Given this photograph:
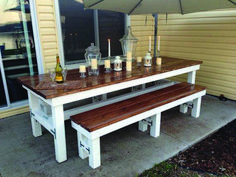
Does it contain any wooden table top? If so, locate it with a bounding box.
[17,57,202,99]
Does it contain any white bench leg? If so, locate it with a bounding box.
[180,104,188,114]
[77,132,89,159]
[150,113,161,138]
[88,137,101,169]
[191,97,202,118]
[138,120,148,132]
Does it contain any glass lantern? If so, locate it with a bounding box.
[119,26,138,60]
[144,52,152,67]
[114,56,122,71]
[84,43,101,76]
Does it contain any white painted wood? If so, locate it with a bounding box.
[51,105,67,163]
[65,81,176,120]
[72,90,206,140]
[150,113,161,138]
[180,104,188,113]
[72,89,206,168]
[191,97,202,118]
[54,0,65,67]
[30,117,42,137]
[188,70,196,84]
[88,137,101,169]
[24,63,201,163]
[138,121,148,132]
[28,92,42,137]
[32,110,53,132]
[77,132,89,159]
[51,65,200,106]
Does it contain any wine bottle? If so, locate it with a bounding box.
[55,54,64,83]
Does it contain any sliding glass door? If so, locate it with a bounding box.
[0,0,38,110]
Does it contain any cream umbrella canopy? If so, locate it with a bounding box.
[83,0,236,15]
[83,0,236,57]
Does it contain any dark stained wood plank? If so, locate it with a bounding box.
[17,57,203,99]
[71,83,206,132]
[71,82,191,124]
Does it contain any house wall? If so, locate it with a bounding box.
[131,15,155,57]
[1,6,235,119]
[158,10,236,100]
[35,0,60,72]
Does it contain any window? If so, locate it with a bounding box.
[58,1,124,65]
[0,0,38,110]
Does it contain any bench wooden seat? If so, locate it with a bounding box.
[71,82,206,168]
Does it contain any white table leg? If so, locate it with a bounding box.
[188,70,196,84]
[30,116,42,137]
[191,97,202,118]
[180,70,197,113]
[150,113,161,138]
[51,105,67,163]
[28,92,42,137]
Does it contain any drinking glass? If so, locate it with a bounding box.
[62,66,68,82]
[49,69,56,87]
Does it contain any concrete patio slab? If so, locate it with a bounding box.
[0,95,235,177]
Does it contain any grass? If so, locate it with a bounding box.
[137,161,229,177]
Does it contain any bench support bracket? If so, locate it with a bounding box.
[138,113,161,138]
[77,132,101,169]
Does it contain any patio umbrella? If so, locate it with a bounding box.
[83,0,236,15]
[83,0,236,57]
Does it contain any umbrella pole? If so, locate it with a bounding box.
[153,14,158,58]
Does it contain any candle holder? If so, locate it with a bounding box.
[79,64,87,78]
[137,56,142,66]
[104,59,111,73]
[126,60,132,71]
[144,53,152,67]
[84,43,101,76]
[80,72,86,78]
[114,56,122,71]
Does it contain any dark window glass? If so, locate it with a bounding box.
[0,70,7,108]
[59,1,124,64]
[59,1,95,64]
[0,1,38,104]
[98,11,124,57]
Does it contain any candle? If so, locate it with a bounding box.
[158,36,160,51]
[156,57,162,65]
[149,36,151,52]
[105,60,110,69]
[137,57,142,62]
[80,65,86,72]
[108,39,111,57]
[91,58,97,69]
[127,51,132,60]
[126,61,132,71]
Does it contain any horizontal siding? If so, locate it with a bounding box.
[131,15,154,57]
[0,106,29,119]
[36,0,59,72]
[159,10,236,100]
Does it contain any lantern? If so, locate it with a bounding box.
[84,43,101,76]
[114,56,122,71]
[119,26,138,60]
[144,52,152,67]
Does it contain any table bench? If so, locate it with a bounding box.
[71,82,206,168]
